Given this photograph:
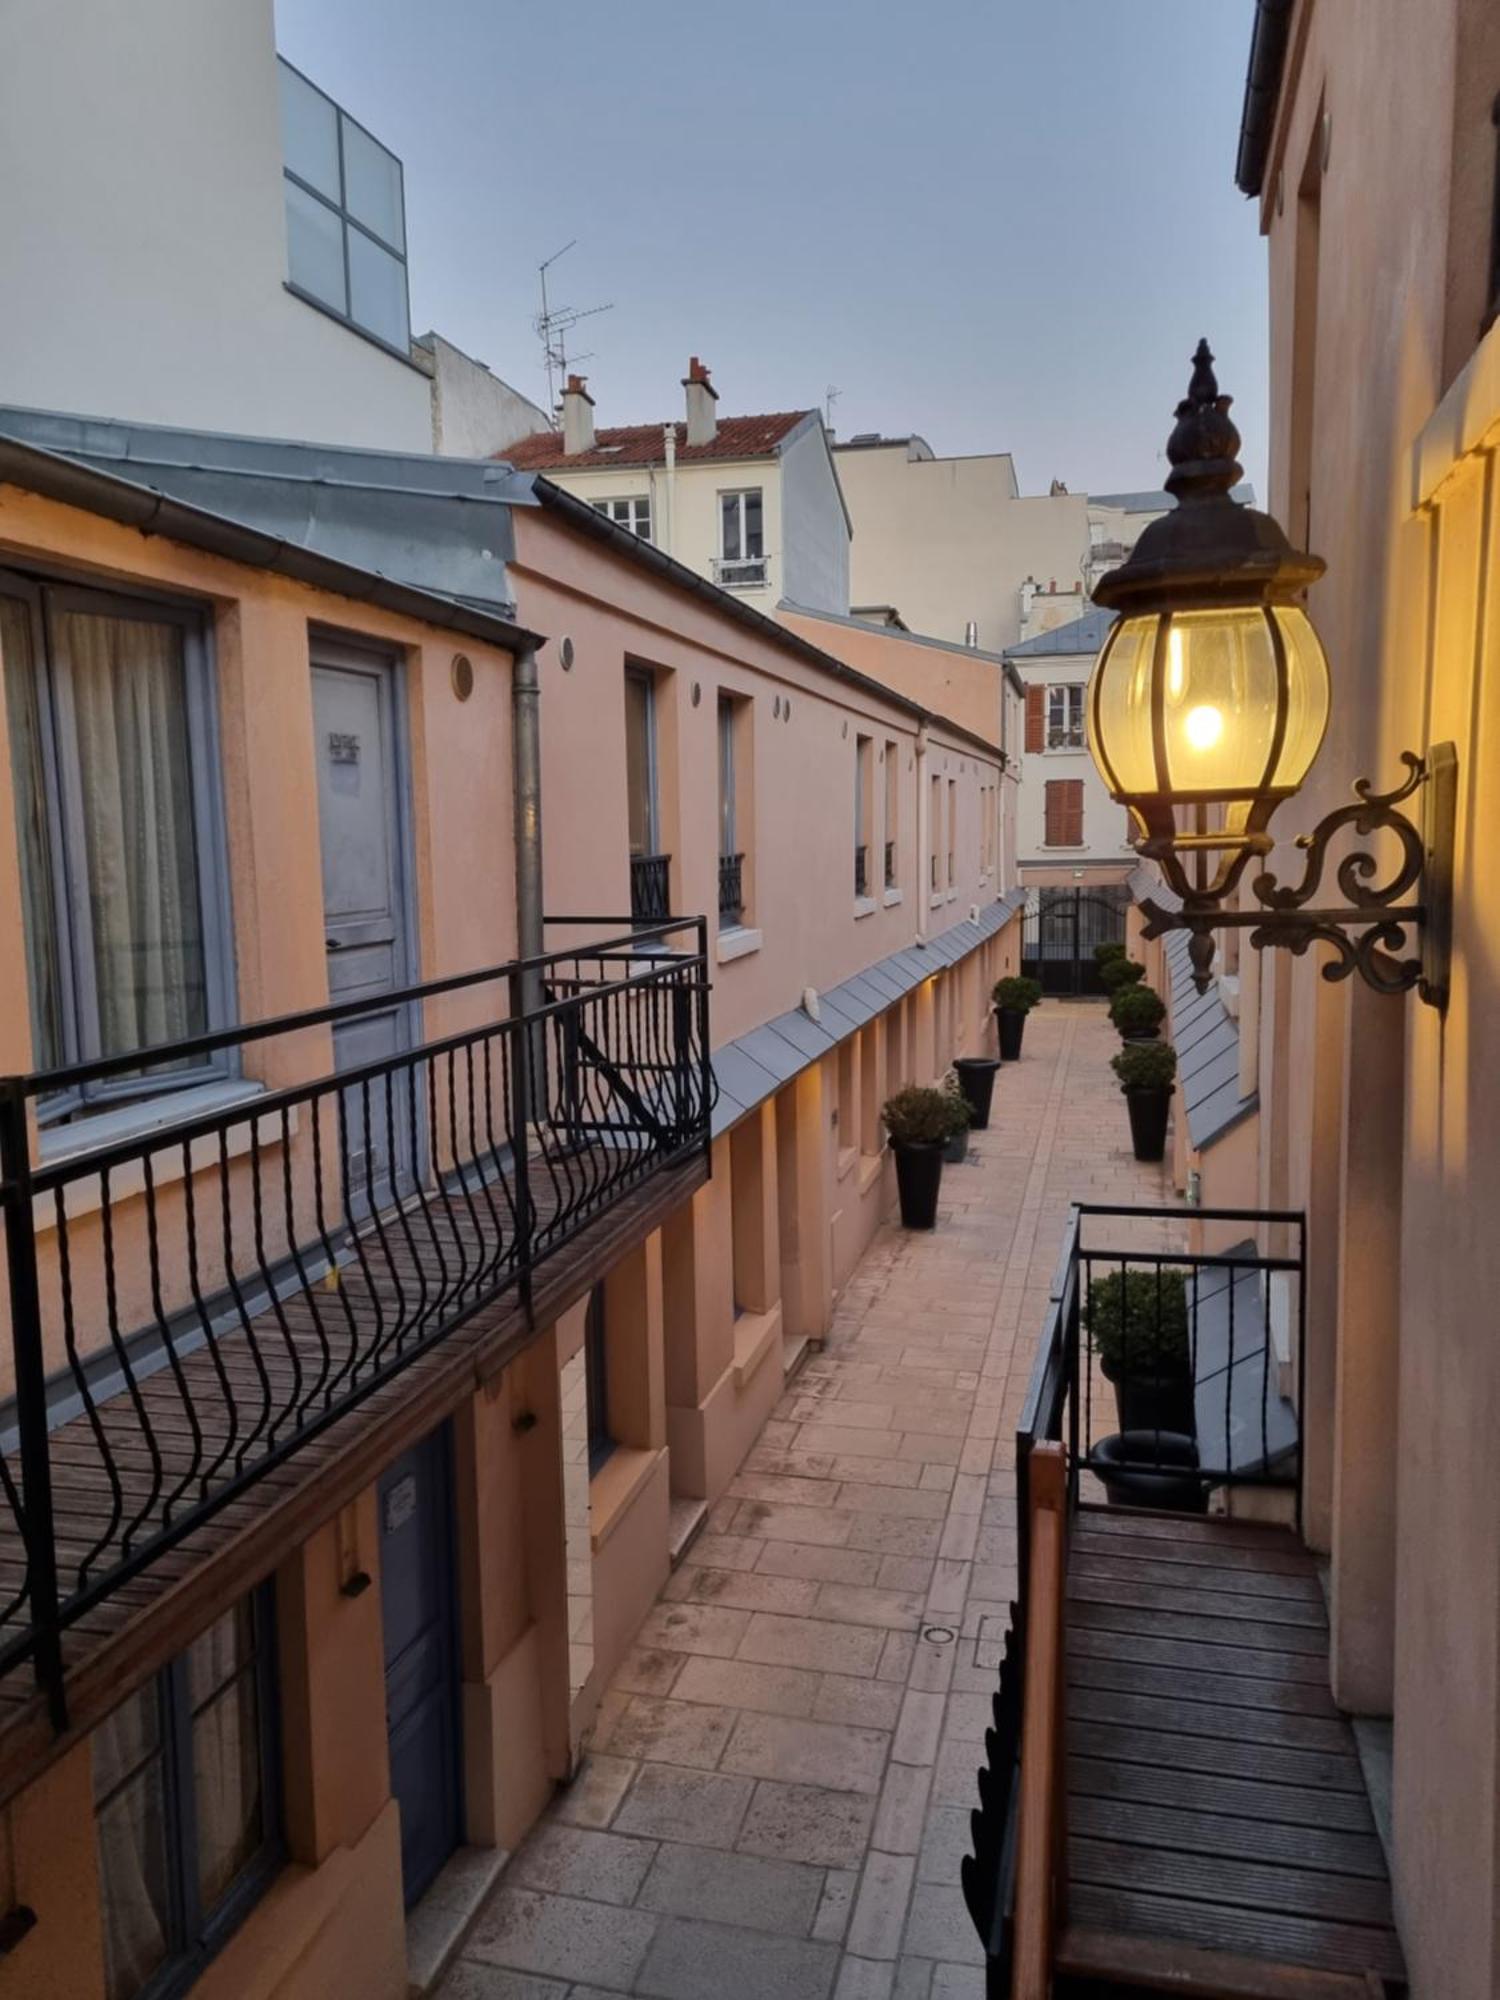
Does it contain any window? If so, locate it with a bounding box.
[278,58,410,354]
[854,735,872,898]
[717,490,767,588]
[947,779,957,885]
[1046,684,1086,750]
[930,773,942,891]
[94,1593,279,2000]
[1044,778,1085,848]
[594,496,652,542]
[624,666,668,929]
[718,694,745,927]
[1,572,233,1107]
[883,740,898,887]
[584,1282,613,1472]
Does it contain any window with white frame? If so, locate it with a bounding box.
[1046,683,1086,749]
[278,58,411,354]
[717,490,767,587]
[93,1593,279,2000]
[0,571,235,1111]
[593,496,652,542]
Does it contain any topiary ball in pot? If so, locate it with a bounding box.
[1084,1265,1194,1435]
[1109,981,1166,1041]
[1110,1038,1176,1161]
[1098,955,1146,994]
[882,1084,968,1229]
[991,975,1042,1061]
[1094,940,1128,968]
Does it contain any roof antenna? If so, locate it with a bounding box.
[825,384,841,431]
[535,241,614,423]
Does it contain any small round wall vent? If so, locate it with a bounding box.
[559,636,576,670]
[451,653,475,701]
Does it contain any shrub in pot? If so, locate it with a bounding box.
[1098,955,1146,994]
[991,975,1042,1061]
[939,1073,972,1163]
[1111,1038,1176,1162]
[1094,940,1128,969]
[882,1084,968,1228]
[1109,982,1166,1042]
[1085,1265,1195,1435]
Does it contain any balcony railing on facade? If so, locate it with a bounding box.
[710,554,770,591]
[854,843,868,899]
[630,852,672,929]
[718,851,745,928]
[0,919,712,1726]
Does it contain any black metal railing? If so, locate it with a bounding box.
[0,918,712,1724]
[718,852,744,928]
[884,839,896,889]
[630,852,672,928]
[854,843,868,898]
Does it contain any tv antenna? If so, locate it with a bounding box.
[825,384,841,431]
[535,241,614,420]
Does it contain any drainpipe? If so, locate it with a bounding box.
[512,638,545,1010]
[915,722,931,945]
[661,422,677,559]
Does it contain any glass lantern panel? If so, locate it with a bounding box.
[1087,615,1158,795]
[1268,605,1331,792]
[1160,608,1280,796]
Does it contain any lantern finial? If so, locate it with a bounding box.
[1165,337,1243,505]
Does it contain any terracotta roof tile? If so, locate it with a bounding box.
[501,411,811,471]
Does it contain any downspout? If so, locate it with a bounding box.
[662,422,677,559]
[512,638,545,1005]
[915,722,931,945]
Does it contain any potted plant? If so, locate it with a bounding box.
[991,976,1042,1061]
[1094,940,1127,969]
[951,1051,1001,1129]
[937,1073,972,1163]
[1084,1266,1195,1435]
[1109,982,1166,1042]
[1098,955,1146,995]
[1111,1039,1176,1161]
[882,1084,968,1229]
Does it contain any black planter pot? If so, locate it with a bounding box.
[1089,1431,1208,1513]
[943,1130,968,1165]
[995,1007,1027,1061]
[1118,1025,1161,1042]
[1107,1367,1197,1438]
[1124,1085,1171,1161]
[952,1056,1001,1130]
[893,1141,944,1229]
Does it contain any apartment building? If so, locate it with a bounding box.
[503,367,853,619]
[0,402,1020,1999]
[1002,609,1133,888]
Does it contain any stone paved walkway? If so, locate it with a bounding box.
[439,1000,1175,2000]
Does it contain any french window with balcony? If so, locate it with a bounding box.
[883,738,898,888]
[854,733,873,900]
[1046,683,1086,749]
[718,693,746,928]
[277,58,410,355]
[0,572,234,1112]
[593,496,652,542]
[716,489,767,589]
[584,1283,613,1472]
[947,778,957,885]
[625,666,669,926]
[94,1593,279,2000]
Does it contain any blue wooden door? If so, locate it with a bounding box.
[379,1427,462,1907]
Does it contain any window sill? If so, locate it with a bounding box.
[589,1445,663,1555]
[858,1150,885,1196]
[836,1144,857,1183]
[853,896,877,920]
[716,925,763,965]
[37,1082,291,1227]
[282,280,425,374]
[732,1307,781,1394]
[882,887,903,908]
[1041,844,1089,853]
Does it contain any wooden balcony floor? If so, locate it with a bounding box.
[1059,1506,1406,1997]
[0,1144,707,1806]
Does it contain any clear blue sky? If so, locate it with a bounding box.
[274,0,1268,497]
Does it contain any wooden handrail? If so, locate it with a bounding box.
[1011,1441,1068,2000]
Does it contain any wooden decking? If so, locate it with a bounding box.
[0,1145,706,1807]
[1057,1506,1405,1997]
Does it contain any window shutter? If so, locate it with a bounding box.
[1063,779,1084,847]
[1044,779,1062,846]
[1025,685,1045,754]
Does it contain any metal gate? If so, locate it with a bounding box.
[1021,886,1131,996]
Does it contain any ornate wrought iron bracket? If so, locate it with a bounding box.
[1134,743,1457,1006]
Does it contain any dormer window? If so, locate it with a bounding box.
[277,58,410,356]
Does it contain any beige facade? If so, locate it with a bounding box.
[0,426,1020,1999]
[1159,6,1500,1994]
[1002,610,1133,883]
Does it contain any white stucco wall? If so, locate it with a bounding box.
[0,0,433,450]
[834,441,1090,652]
[423,335,550,457]
[777,418,851,615]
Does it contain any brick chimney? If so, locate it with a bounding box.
[561,373,595,455]
[682,356,718,447]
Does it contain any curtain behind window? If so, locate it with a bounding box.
[0,596,65,1070]
[55,610,207,1061]
[94,1684,171,2000]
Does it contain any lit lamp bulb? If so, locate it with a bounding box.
[1166,626,1185,702]
[1183,704,1224,752]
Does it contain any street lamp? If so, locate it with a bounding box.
[1087,340,1454,1004]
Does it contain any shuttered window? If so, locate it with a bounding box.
[1044,778,1084,847]
[1025,684,1045,754]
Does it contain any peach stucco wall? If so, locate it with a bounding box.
[775,604,1007,748]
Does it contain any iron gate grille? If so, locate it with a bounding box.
[1021,886,1131,995]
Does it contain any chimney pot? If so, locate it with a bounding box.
[561,373,596,455]
[682,356,719,446]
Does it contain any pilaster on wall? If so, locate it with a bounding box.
[776,1066,832,1343]
[914,977,937,1085]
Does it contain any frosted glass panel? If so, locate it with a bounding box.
[285,180,346,313]
[348,229,408,348]
[343,118,405,250]
[278,62,339,200]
